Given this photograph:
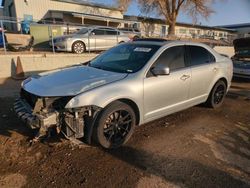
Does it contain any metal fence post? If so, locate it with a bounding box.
[1,20,7,54]
[49,25,55,54]
[88,28,90,54]
[116,30,118,44]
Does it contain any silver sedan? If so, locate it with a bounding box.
[15,40,233,148]
[52,26,130,53]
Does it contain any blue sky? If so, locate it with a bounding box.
[1,0,249,26]
[97,0,250,26]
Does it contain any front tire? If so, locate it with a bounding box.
[72,41,85,54]
[206,80,227,108]
[93,101,136,149]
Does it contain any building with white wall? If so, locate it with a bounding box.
[124,15,235,41]
[218,23,250,38]
[1,0,129,30]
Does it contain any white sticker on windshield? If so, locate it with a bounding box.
[134,47,152,52]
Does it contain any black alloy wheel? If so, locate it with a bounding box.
[213,84,225,105]
[104,110,132,143]
[93,101,136,149]
[206,80,227,108]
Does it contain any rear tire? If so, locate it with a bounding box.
[72,41,85,54]
[205,80,227,108]
[93,101,136,149]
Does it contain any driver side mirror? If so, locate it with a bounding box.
[91,32,95,36]
[151,66,170,76]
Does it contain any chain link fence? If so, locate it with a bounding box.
[0,17,236,54]
[0,18,143,54]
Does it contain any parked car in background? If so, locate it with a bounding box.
[0,28,7,47]
[232,37,250,78]
[199,35,214,40]
[118,27,141,40]
[52,26,130,53]
[14,39,232,149]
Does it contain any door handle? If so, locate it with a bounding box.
[213,67,218,72]
[180,75,190,81]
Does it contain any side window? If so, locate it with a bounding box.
[153,46,186,71]
[105,29,118,35]
[92,29,105,35]
[188,46,215,66]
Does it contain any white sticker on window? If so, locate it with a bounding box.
[134,47,152,52]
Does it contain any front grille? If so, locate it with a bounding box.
[20,89,39,108]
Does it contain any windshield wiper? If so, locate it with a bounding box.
[89,64,107,71]
[89,64,130,73]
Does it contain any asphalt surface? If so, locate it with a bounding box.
[0,77,249,188]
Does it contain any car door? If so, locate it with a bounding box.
[143,45,191,122]
[105,29,119,48]
[89,29,106,50]
[186,45,218,102]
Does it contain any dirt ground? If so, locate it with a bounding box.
[0,78,249,188]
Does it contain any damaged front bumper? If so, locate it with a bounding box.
[14,98,59,130]
[14,97,101,144]
[14,98,40,129]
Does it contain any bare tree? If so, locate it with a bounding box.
[117,0,216,36]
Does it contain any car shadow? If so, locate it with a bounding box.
[106,146,250,187]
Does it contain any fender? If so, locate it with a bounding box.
[65,75,144,124]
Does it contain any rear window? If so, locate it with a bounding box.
[188,46,215,66]
[106,30,119,35]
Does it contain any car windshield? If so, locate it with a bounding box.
[77,28,89,34]
[89,43,160,73]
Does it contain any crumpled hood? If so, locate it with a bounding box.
[22,66,127,97]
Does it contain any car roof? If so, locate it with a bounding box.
[132,39,213,48]
[80,26,117,30]
[131,40,223,62]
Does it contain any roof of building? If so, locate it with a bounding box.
[1,0,121,11]
[49,10,138,24]
[217,23,250,29]
[124,15,236,33]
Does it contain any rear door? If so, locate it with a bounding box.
[105,29,119,48]
[186,45,218,101]
[143,45,191,122]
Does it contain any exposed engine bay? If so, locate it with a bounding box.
[14,88,101,144]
